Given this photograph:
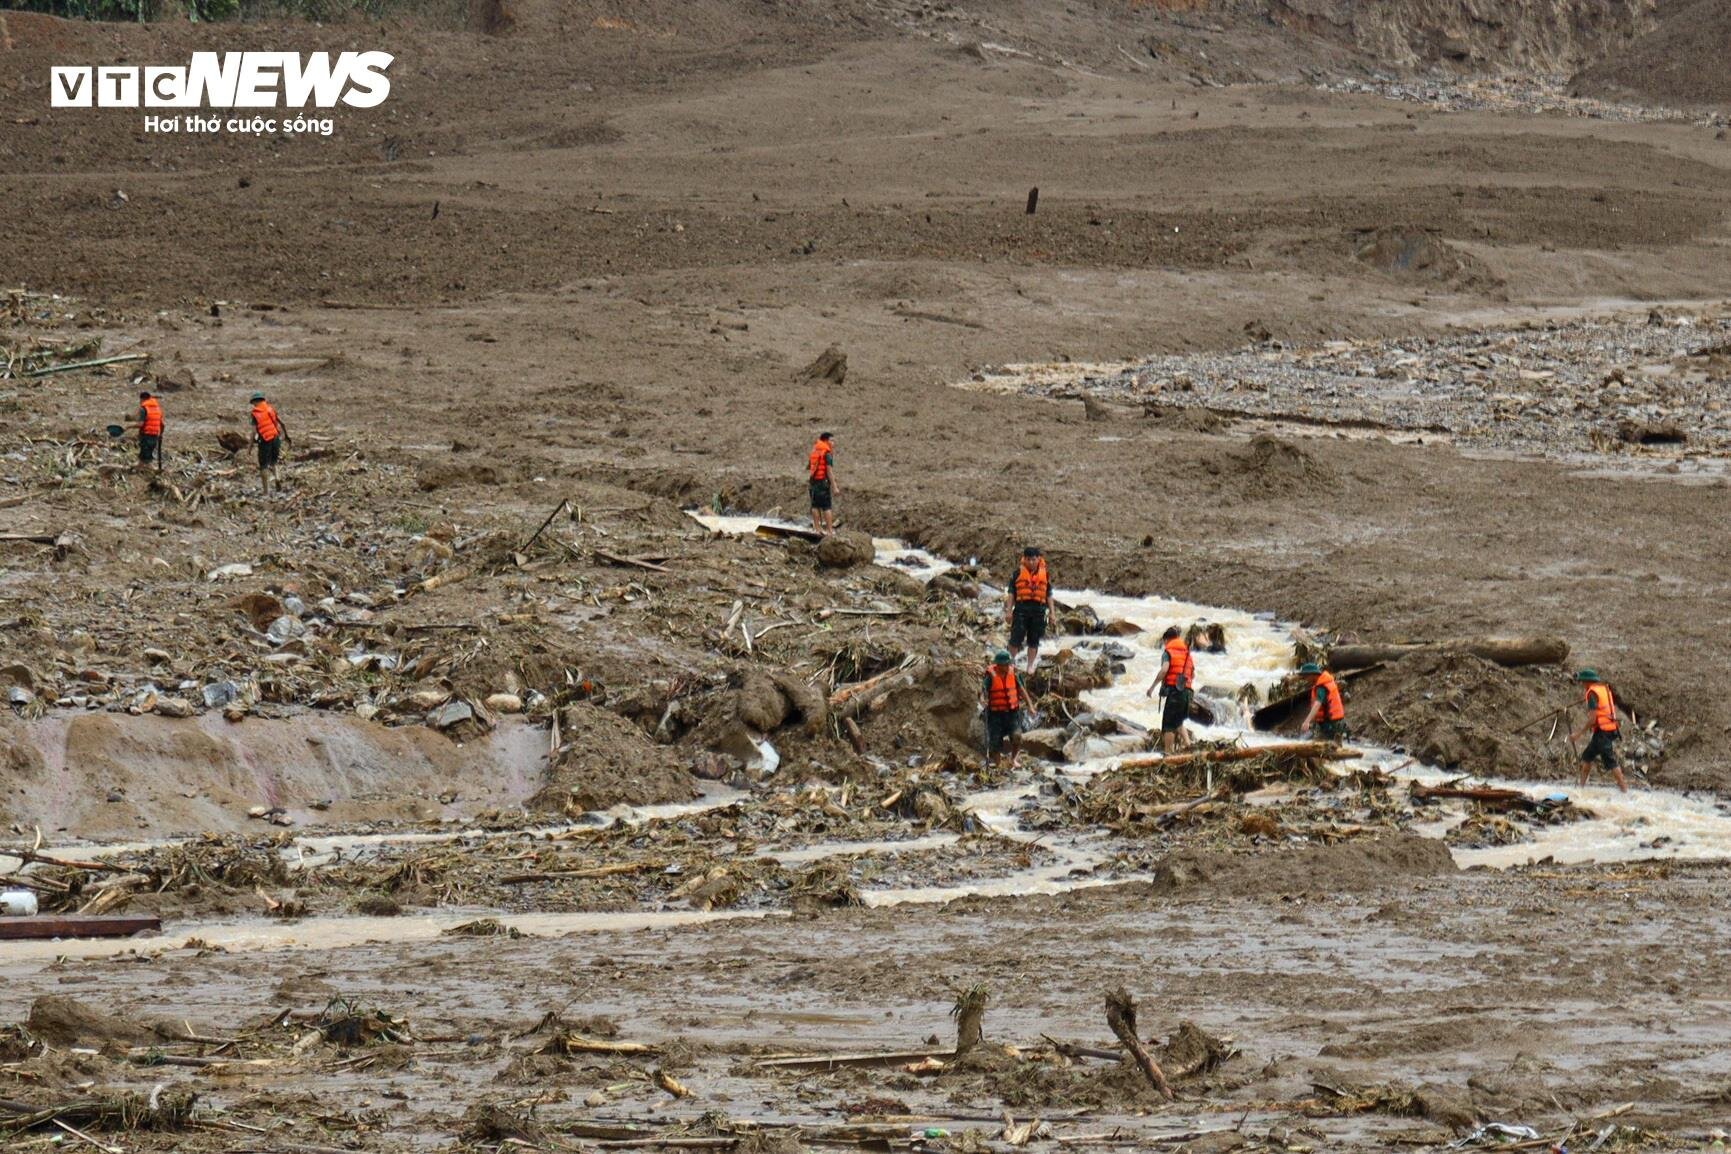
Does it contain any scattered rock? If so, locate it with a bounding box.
[816,530,875,569]
[801,345,847,384]
[485,692,524,714]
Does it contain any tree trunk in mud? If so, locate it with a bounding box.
[1104,988,1172,1101]
[1116,742,1359,772]
[1327,636,1569,671]
[951,984,988,1055]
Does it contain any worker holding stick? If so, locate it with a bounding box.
[250,391,290,495]
[130,390,163,472]
[1144,626,1195,754]
[1570,669,1627,792]
[1298,661,1348,742]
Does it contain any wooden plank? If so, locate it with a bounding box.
[0,914,160,940]
[753,524,823,543]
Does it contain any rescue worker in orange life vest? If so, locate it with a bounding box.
[807,432,836,537]
[1570,668,1627,792]
[1006,546,1050,676]
[249,391,290,495]
[1298,661,1348,742]
[130,390,163,471]
[980,649,1024,768]
[1144,626,1194,754]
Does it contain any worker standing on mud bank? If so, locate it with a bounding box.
[250,392,289,495]
[1571,669,1628,792]
[1006,546,1050,676]
[981,649,1024,768]
[131,390,163,471]
[1299,661,1348,742]
[1145,626,1194,754]
[807,432,836,536]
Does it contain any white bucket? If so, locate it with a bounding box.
[0,891,39,917]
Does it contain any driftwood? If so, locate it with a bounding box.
[1250,664,1383,731]
[829,666,919,721]
[499,860,667,884]
[753,523,823,544]
[1116,742,1360,773]
[1327,636,1568,672]
[756,1048,947,1072]
[1104,989,1171,1101]
[0,531,61,545]
[21,353,150,378]
[595,548,671,574]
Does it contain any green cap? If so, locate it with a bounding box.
[1575,669,1600,682]
[250,392,265,402]
[1299,662,1322,675]
[993,649,1011,664]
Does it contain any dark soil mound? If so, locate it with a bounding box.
[534,703,697,813]
[1346,651,1581,782]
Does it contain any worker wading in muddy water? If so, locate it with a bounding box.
[1299,661,1348,743]
[1006,546,1050,676]
[807,431,836,536]
[1571,668,1628,792]
[250,391,290,495]
[1144,625,1195,754]
[130,390,163,472]
[981,649,1024,769]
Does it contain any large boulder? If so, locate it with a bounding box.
[817,530,875,569]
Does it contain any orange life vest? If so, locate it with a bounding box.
[807,438,832,481]
[251,400,280,443]
[139,397,163,436]
[1013,558,1048,604]
[1585,684,1618,733]
[1162,637,1194,689]
[986,667,1021,713]
[1314,671,1345,723]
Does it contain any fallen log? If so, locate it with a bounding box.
[753,523,823,543]
[1104,989,1171,1101]
[22,353,150,378]
[1327,637,1568,672]
[1409,782,1544,812]
[499,860,667,884]
[0,531,61,545]
[1116,743,1360,772]
[0,914,160,941]
[595,548,671,574]
[829,665,920,721]
[755,1048,947,1072]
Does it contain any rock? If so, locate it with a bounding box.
[1102,619,1143,637]
[153,697,195,719]
[770,673,828,735]
[142,648,172,666]
[409,688,451,711]
[485,692,523,714]
[801,345,847,383]
[201,681,240,709]
[0,663,40,692]
[266,615,308,644]
[207,562,254,582]
[430,701,474,729]
[736,671,790,732]
[1019,727,1069,761]
[1082,396,1116,422]
[6,686,32,708]
[816,530,875,569]
[231,591,285,631]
